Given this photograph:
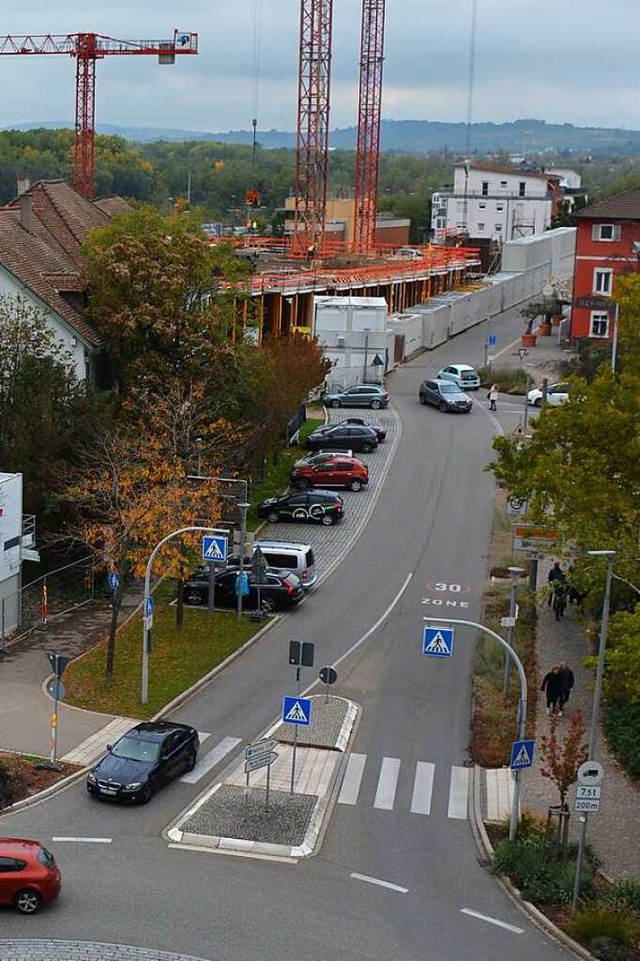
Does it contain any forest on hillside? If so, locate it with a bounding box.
[1,128,640,241]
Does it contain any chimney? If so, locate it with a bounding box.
[16,177,31,196]
[19,193,33,233]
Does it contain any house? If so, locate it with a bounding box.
[570,188,640,342]
[431,163,562,246]
[0,180,130,383]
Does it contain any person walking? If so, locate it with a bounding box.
[541,665,564,716]
[488,383,499,411]
[559,662,575,712]
[547,560,565,607]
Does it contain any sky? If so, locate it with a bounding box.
[1,0,639,136]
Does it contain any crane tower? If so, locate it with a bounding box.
[353,0,386,252]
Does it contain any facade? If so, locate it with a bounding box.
[284,196,410,247]
[0,472,34,637]
[313,295,389,388]
[570,188,640,341]
[431,164,561,244]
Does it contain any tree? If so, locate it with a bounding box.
[539,711,588,856]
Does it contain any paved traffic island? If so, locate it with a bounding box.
[167,695,358,858]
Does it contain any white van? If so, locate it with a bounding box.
[253,540,317,591]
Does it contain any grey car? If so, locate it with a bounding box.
[418,378,473,413]
[321,384,389,409]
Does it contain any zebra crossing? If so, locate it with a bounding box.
[337,752,470,819]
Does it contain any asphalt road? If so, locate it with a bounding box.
[0,311,574,960]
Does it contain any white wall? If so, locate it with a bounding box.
[0,473,23,635]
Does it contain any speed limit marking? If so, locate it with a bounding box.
[424,582,471,595]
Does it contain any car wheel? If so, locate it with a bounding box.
[185,749,198,773]
[438,401,448,412]
[361,442,374,453]
[349,479,363,491]
[13,889,41,915]
[370,399,382,409]
[261,597,275,614]
[533,397,543,407]
[138,784,152,805]
[184,591,204,606]
[321,513,334,526]
[329,399,341,408]
[419,394,426,405]
[267,511,279,523]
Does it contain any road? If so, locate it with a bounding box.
[0,313,573,960]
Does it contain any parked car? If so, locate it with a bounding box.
[86,721,199,804]
[291,455,369,491]
[182,567,304,611]
[294,450,353,467]
[321,384,389,409]
[222,541,317,592]
[527,382,570,407]
[327,417,387,442]
[306,423,379,453]
[0,838,61,914]
[436,364,481,390]
[418,378,473,413]
[257,489,344,526]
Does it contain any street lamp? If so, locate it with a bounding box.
[517,349,535,431]
[503,566,525,694]
[571,549,616,913]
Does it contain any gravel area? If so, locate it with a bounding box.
[275,694,350,748]
[181,784,317,845]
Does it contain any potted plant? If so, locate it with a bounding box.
[520,303,540,347]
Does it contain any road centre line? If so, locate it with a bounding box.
[52,837,112,843]
[350,872,408,894]
[461,907,524,934]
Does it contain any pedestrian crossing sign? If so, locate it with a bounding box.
[202,535,228,562]
[282,695,312,727]
[510,738,535,770]
[421,626,454,658]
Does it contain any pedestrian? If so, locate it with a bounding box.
[547,560,565,607]
[552,582,567,621]
[488,383,499,411]
[541,665,564,716]
[559,662,574,712]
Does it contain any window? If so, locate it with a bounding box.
[478,202,486,209]
[495,224,502,233]
[591,223,621,242]
[593,268,613,295]
[481,181,489,196]
[500,180,508,188]
[519,182,526,197]
[496,204,504,211]
[590,312,609,337]
[477,222,485,232]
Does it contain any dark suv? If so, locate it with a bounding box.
[257,489,344,525]
[182,567,304,611]
[305,423,379,453]
[291,455,369,491]
[418,379,472,413]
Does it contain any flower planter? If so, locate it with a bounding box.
[536,323,552,337]
[521,332,537,347]
[551,314,562,327]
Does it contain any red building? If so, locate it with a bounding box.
[571,189,640,342]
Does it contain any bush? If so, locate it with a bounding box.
[477,364,533,394]
[587,938,634,961]
[569,905,635,949]
[603,878,640,912]
[491,834,590,905]
[0,758,27,809]
[602,699,640,778]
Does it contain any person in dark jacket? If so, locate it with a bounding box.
[541,665,563,716]
[559,662,575,711]
[547,561,565,607]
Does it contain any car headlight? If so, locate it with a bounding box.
[124,782,142,791]
[87,772,97,784]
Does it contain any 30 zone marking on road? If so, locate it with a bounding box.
[350,872,408,894]
[52,837,112,843]
[461,908,524,934]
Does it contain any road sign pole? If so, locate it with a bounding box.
[266,762,271,811]
[290,666,301,794]
[49,655,60,769]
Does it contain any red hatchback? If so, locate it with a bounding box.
[0,838,61,914]
[291,455,369,492]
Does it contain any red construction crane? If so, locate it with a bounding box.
[0,31,198,198]
[293,1,333,255]
[353,0,386,253]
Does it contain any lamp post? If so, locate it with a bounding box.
[503,566,525,694]
[235,500,251,622]
[517,349,535,431]
[571,549,616,913]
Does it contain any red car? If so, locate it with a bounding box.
[291,455,369,491]
[0,838,61,914]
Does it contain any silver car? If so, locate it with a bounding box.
[321,384,389,409]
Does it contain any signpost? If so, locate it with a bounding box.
[45,652,71,769]
[421,626,454,658]
[244,738,279,810]
[512,523,558,553]
[282,694,312,794]
[319,665,337,703]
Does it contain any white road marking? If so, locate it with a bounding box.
[338,753,367,805]
[447,766,470,819]
[180,735,243,784]
[350,872,408,894]
[373,757,401,810]
[410,761,435,815]
[461,908,524,934]
[52,837,112,843]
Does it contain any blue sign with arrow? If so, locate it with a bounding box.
[107,572,119,591]
[510,739,535,770]
[144,596,154,617]
[421,626,454,658]
[487,333,497,347]
[282,695,312,727]
[202,535,228,563]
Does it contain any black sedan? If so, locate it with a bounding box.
[257,489,344,526]
[305,423,378,453]
[182,567,304,612]
[86,721,199,804]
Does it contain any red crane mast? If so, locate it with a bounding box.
[0,31,198,198]
[293,0,334,255]
[353,0,386,253]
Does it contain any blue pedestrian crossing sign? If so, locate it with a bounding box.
[422,626,454,658]
[510,739,535,770]
[282,695,312,727]
[202,535,228,562]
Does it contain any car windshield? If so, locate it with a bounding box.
[111,735,161,763]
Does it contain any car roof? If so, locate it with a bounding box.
[124,721,195,742]
[255,540,313,550]
[0,838,42,853]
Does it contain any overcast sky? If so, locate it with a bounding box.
[1,0,639,136]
